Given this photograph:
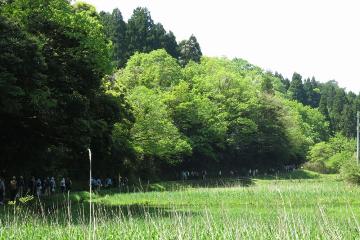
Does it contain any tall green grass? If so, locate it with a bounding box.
[0,172,360,239]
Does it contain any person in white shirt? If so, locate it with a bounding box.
[60,178,66,193]
[50,177,56,194]
[0,177,5,205]
[36,178,42,198]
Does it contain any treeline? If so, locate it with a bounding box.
[275,72,359,138]
[107,51,330,178]
[0,0,357,181]
[97,5,202,68]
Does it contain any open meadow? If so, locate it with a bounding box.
[0,171,360,239]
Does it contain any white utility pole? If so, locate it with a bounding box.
[357,112,359,164]
[88,148,93,239]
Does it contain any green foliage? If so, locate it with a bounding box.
[328,151,354,172]
[99,8,127,67]
[128,86,191,162]
[284,100,329,146]
[261,75,274,95]
[117,49,182,90]
[302,161,329,174]
[99,7,182,68]
[1,1,357,182]
[0,0,131,176]
[306,133,355,173]
[178,35,202,66]
[303,77,321,108]
[294,78,358,138]
[340,159,360,185]
[307,142,332,163]
[288,72,306,104]
[111,51,331,175]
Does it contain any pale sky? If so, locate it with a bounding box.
[81,0,360,93]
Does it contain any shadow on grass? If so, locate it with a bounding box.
[78,177,255,197]
[0,178,254,225]
[145,177,255,192]
[0,197,200,226]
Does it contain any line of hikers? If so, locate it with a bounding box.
[0,176,72,204]
[180,167,297,181]
[180,169,262,180]
[90,177,113,191]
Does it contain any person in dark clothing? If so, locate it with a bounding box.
[50,177,56,194]
[9,176,17,201]
[60,178,66,193]
[43,177,50,196]
[42,178,48,195]
[28,176,36,196]
[0,177,5,205]
[65,178,72,192]
[18,176,25,197]
[36,178,42,198]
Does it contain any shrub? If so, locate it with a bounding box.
[340,159,360,184]
[303,161,329,174]
[327,151,354,172]
[306,134,355,173]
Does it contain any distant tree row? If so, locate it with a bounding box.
[105,51,330,178]
[98,7,202,68]
[274,72,359,138]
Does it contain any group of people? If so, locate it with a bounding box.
[0,175,72,204]
[181,170,208,180]
[180,169,264,181]
[90,177,113,191]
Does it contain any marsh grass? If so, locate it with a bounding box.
[0,172,360,239]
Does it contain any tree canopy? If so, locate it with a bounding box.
[0,0,131,177]
[0,1,357,180]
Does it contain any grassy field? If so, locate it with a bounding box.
[1,170,360,239]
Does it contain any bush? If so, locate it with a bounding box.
[327,151,354,172]
[340,159,360,184]
[306,134,355,173]
[303,161,330,174]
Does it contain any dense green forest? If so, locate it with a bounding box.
[0,0,358,180]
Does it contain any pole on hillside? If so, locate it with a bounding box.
[357,112,359,164]
[88,148,92,239]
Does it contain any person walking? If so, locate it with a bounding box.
[96,178,102,192]
[50,177,56,194]
[36,178,42,198]
[9,176,18,201]
[202,170,207,180]
[28,176,36,196]
[60,178,66,193]
[0,177,5,205]
[44,177,51,196]
[65,177,72,192]
[18,176,25,197]
[106,178,112,188]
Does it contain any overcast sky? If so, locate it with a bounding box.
[80,0,360,93]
